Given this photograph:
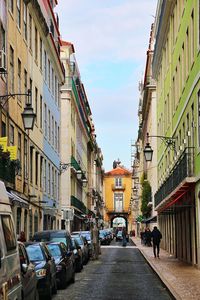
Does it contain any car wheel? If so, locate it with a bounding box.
[45,282,52,300]
[35,289,39,300]
[52,276,57,295]
[71,270,75,284]
[60,270,67,289]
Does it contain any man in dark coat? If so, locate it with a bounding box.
[151,226,162,258]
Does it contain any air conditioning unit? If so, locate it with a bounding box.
[0,50,6,73]
[62,208,74,221]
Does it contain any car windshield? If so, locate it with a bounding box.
[81,233,91,241]
[26,245,44,261]
[72,236,83,245]
[50,237,66,244]
[47,244,61,257]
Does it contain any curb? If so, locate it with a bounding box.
[139,248,181,300]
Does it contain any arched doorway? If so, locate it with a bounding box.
[111,216,128,231]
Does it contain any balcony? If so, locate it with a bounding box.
[155,147,195,211]
[71,195,88,215]
[112,184,126,191]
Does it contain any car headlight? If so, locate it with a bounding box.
[36,268,47,278]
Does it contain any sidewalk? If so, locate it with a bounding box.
[132,237,200,300]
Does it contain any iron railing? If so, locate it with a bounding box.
[155,147,194,208]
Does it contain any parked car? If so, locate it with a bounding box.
[116,231,123,241]
[25,242,57,299]
[18,242,38,300]
[99,230,109,245]
[0,181,22,300]
[72,231,92,257]
[71,234,89,264]
[71,237,83,272]
[46,242,75,288]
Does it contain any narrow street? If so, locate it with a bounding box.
[54,241,174,300]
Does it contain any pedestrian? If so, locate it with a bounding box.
[145,227,152,246]
[140,229,145,245]
[151,226,162,258]
[122,227,127,247]
[18,231,26,242]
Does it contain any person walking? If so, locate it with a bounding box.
[151,226,162,258]
[145,227,152,246]
[122,227,127,247]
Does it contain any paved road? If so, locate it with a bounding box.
[54,240,174,300]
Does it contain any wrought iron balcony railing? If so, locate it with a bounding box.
[111,184,126,190]
[155,147,194,208]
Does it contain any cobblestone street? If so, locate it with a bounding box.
[53,241,174,300]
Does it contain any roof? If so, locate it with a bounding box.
[61,40,75,53]
[104,166,131,176]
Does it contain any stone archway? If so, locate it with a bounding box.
[111,215,128,231]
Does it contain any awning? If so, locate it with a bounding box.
[142,215,157,224]
[8,191,29,209]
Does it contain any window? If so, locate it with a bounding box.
[35,87,38,123]
[52,116,54,146]
[2,215,16,251]
[40,95,43,129]
[35,27,38,61]
[44,51,47,81]
[55,75,57,102]
[1,114,6,137]
[115,177,122,187]
[30,146,33,183]
[114,193,123,212]
[44,103,47,136]
[48,110,51,142]
[52,68,54,94]
[24,138,28,179]
[55,170,57,199]
[9,124,14,146]
[48,163,51,194]
[23,2,27,40]
[10,46,14,93]
[18,59,21,95]
[198,91,200,147]
[55,121,57,150]
[0,25,5,51]
[58,126,60,153]
[29,210,32,239]
[17,0,21,28]
[29,14,32,50]
[48,59,50,88]
[35,152,38,185]
[24,69,27,93]
[40,38,42,70]
[34,212,38,233]
[52,166,54,197]
[9,0,14,13]
[16,207,21,235]
[18,132,22,167]
[44,159,47,192]
[40,156,43,188]
[191,10,194,63]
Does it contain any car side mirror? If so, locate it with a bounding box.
[21,263,28,274]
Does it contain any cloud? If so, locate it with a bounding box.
[56,0,157,170]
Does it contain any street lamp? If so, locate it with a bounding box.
[143,132,176,162]
[0,89,36,130]
[76,169,83,180]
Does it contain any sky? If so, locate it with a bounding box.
[55,0,158,172]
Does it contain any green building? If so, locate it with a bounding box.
[152,0,200,266]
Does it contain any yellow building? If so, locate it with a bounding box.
[103,164,133,232]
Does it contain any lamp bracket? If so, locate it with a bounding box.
[147,133,176,152]
[0,90,31,107]
[60,162,72,173]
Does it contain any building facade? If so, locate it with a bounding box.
[60,41,104,232]
[103,163,132,232]
[0,0,64,239]
[152,0,200,266]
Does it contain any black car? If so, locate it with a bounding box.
[25,242,57,299]
[18,242,38,300]
[72,231,92,257]
[46,242,75,288]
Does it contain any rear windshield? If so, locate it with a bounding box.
[73,236,83,245]
[81,233,91,241]
[26,245,44,261]
[47,244,61,257]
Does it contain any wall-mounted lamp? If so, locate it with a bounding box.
[0,89,36,130]
[76,169,83,180]
[143,132,176,162]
